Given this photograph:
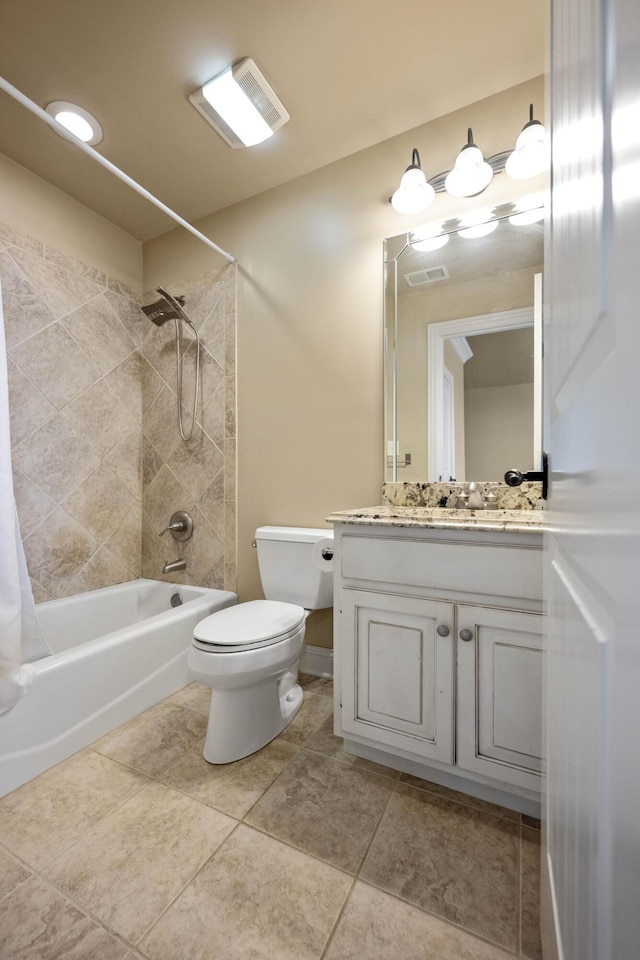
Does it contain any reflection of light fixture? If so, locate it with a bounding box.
[45,101,102,145]
[412,222,449,252]
[445,128,494,198]
[505,104,548,179]
[457,209,499,239]
[189,58,290,148]
[390,149,436,214]
[509,192,546,225]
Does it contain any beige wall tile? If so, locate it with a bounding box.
[62,379,136,460]
[13,415,100,502]
[10,246,104,320]
[22,508,98,595]
[0,249,57,349]
[11,468,55,539]
[7,357,55,446]
[63,293,136,375]
[10,320,100,409]
[63,465,137,542]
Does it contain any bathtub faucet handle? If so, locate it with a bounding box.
[158,510,193,542]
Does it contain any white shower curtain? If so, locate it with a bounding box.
[0,279,51,713]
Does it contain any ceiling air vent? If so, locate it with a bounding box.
[403,265,450,287]
[189,58,290,149]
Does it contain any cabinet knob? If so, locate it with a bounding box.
[436,625,450,637]
[459,628,474,642]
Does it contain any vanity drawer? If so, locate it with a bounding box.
[341,534,542,603]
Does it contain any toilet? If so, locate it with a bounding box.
[188,526,334,764]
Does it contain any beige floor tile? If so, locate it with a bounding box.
[0,845,31,901]
[246,750,394,873]
[361,783,518,951]
[304,717,402,781]
[45,780,236,943]
[167,681,212,716]
[277,691,333,746]
[0,876,127,959]
[140,825,351,960]
[0,750,146,869]
[91,701,207,776]
[299,673,334,698]
[159,738,298,818]
[521,826,543,959]
[325,882,514,960]
[399,772,519,822]
[303,714,354,764]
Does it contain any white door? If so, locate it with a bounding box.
[544,1,640,958]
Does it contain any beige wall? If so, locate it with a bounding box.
[465,382,534,479]
[0,153,142,291]
[142,76,544,648]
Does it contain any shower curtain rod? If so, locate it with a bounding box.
[0,75,236,264]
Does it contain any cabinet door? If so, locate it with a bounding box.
[457,604,543,792]
[340,589,454,763]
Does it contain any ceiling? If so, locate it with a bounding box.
[0,0,546,241]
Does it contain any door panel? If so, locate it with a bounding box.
[457,604,543,791]
[341,589,454,763]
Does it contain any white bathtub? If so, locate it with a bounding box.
[0,578,237,798]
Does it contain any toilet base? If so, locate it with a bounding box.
[203,675,303,764]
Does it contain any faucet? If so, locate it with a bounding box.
[467,482,484,510]
[162,558,186,574]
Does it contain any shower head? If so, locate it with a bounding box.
[141,287,195,329]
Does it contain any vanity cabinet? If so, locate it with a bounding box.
[331,521,544,805]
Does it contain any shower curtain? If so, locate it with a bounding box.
[0,279,50,713]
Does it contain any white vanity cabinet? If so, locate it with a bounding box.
[331,519,544,808]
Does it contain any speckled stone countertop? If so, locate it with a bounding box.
[327,505,544,534]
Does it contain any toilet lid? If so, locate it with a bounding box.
[193,599,305,648]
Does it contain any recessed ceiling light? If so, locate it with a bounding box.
[45,101,103,145]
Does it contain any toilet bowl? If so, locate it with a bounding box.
[189,526,334,764]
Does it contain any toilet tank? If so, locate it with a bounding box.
[255,526,334,610]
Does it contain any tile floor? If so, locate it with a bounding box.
[0,675,542,960]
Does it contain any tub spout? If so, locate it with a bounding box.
[162,558,186,574]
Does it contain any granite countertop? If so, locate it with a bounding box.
[327,505,545,534]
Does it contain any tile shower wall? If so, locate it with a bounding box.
[141,266,237,594]
[2,221,144,601]
[2,220,237,600]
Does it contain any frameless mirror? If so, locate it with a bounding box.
[384,199,544,482]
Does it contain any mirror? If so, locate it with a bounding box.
[384,199,544,482]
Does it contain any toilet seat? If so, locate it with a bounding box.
[193,599,306,653]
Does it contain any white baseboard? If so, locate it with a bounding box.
[301,644,333,678]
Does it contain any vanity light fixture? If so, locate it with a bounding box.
[457,209,499,239]
[45,101,103,145]
[390,149,436,214]
[445,128,494,198]
[412,222,449,252]
[505,104,548,180]
[189,58,290,148]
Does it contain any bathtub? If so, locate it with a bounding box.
[0,578,237,798]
